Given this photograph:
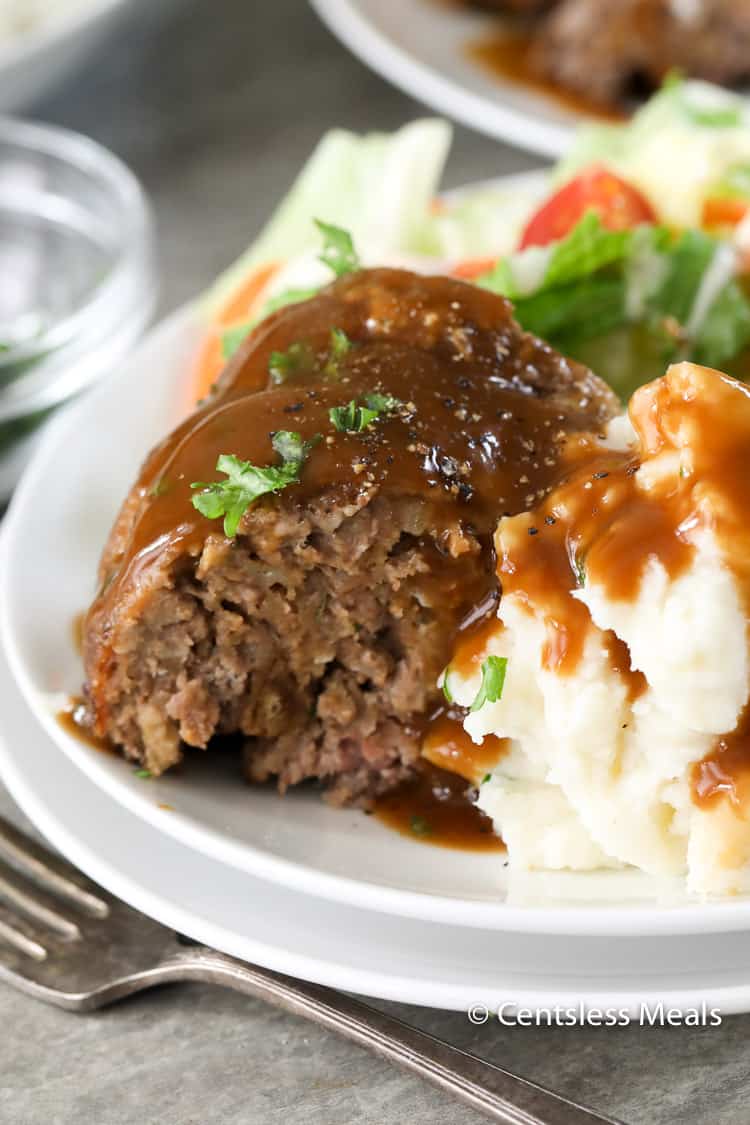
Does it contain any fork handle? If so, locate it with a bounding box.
[154,947,618,1125]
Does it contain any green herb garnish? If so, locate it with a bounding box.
[470,656,508,713]
[268,341,311,384]
[323,327,352,377]
[315,219,360,277]
[330,327,351,360]
[329,392,401,433]
[364,391,401,413]
[191,430,318,537]
[410,815,432,837]
[134,768,152,779]
[442,670,454,704]
[270,429,316,464]
[481,773,492,784]
[329,400,379,433]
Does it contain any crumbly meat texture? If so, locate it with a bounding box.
[83,269,618,805]
[532,0,750,104]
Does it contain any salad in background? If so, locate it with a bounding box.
[195,77,750,405]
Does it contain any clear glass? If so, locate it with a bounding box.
[0,117,157,495]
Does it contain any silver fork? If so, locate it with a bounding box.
[0,814,620,1125]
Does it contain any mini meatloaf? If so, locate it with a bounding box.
[82,268,618,805]
[532,0,750,105]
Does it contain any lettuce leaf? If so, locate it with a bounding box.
[515,277,627,345]
[202,119,452,320]
[648,229,716,325]
[481,211,750,398]
[543,211,632,288]
[694,280,750,369]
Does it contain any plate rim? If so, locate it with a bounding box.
[7,184,750,937]
[6,633,750,1015]
[309,0,572,157]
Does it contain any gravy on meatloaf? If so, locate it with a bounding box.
[81,269,617,841]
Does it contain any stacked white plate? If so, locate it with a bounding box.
[3,188,750,1015]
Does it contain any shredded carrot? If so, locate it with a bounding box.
[702,197,749,230]
[190,262,280,406]
[451,256,497,280]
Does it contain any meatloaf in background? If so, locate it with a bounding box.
[464,0,558,14]
[532,0,750,105]
[82,268,618,806]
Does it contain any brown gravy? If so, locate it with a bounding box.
[468,32,627,123]
[82,269,615,846]
[374,761,505,851]
[57,698,111,753]
[71,612,85,656]
[493,364,750,810]
[90,270,610,626]
[422,711,508,783]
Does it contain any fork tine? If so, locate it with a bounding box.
[0,816,108,919]
[0,869,80,940]
[0,910,47,961]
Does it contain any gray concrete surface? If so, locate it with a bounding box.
[0,1,748,1122]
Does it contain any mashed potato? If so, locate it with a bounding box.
[440,362,750,895]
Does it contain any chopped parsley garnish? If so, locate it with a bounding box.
[410,815,432,837]
[268,341,311,384]
[323,327,352,378]
[482,773,492,784]
[470,656,508,713]
[315,219,360,277]
[191,430,318,537]
[330,400,379,433]
[329,392,402,433]
[329,326,351,361]
[364,391,401,413]
[270,429,315,464]
[134,768,152,779]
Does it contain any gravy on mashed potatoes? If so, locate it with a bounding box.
[434,362,750,895]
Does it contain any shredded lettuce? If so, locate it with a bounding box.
[694,281,750,369]
[710,163,750,201]
[479,211,750,399]
[650,230,716,326]
[544,212,632,289]
[560,77,750,229]
[515,277,628,346]
[203,119,452,320]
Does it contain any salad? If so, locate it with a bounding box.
[194,77,750,406]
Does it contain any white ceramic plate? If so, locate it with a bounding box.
[5,181,750,938]
[6,632,750,1013]
[310,0,584,157]
[0,0,143,111]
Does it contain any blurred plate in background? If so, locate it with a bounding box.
[310,0,602,157]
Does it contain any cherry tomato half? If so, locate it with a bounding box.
[519,166,658,250]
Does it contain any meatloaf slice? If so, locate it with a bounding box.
[82,268,618,805]
[532,0,750,105]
